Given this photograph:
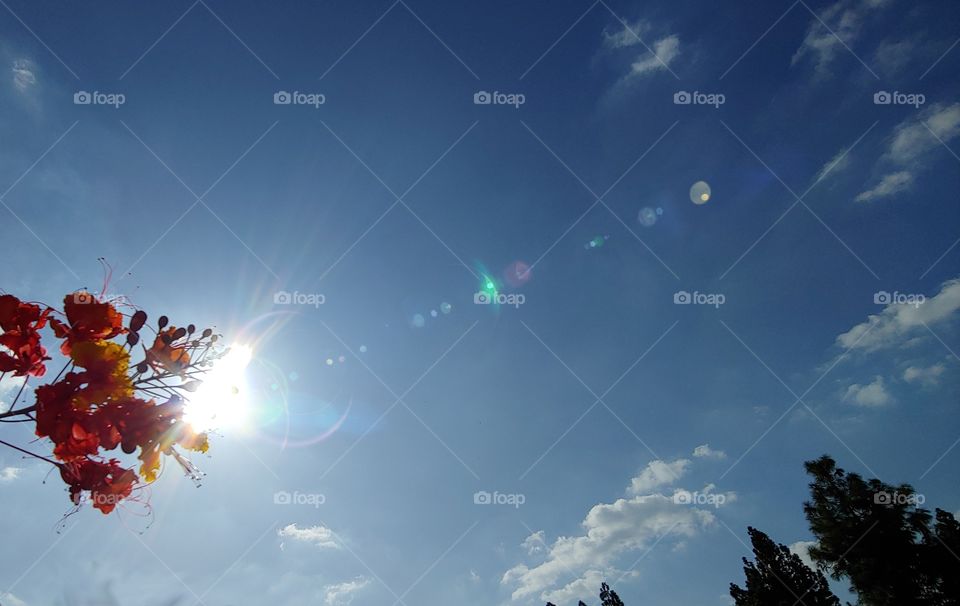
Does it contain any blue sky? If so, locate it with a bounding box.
[1,0,959,604]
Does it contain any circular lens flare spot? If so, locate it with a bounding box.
[690,181,711,205]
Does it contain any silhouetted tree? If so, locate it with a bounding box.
[803,455,960,605]
[546,582,625,606]
[599,582,625,606]
[729,526,840,606]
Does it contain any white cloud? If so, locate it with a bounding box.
[277,524,339,549]
[813,148,852,184]
[791,0,889,76]
[502,455,725,602]
[888,103,960,164]
[627,458,690,494]
[603,19,679,81]
[0,374,28,408]
[522,530,547,556]
[874,39,916,74]
[540,569,611,605]
[0,466,22,483]
[501,492,715,601]
[836,277,960,352]
[11,58,36,92]
[857,104,960,201]
[692,444,727,460]
[855,170,913,201]
[629,35,679,78]
[844,375,892,407]
[322,578,368,606]
[469,569,481,583]
[789,540,818,569]
[603,19,651,49]
[903,362,946,385]
[0,593,29,606]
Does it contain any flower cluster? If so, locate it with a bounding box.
[0,291,225,514]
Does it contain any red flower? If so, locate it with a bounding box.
[146,327,191,373]
[49,292,125,354]
[0,294,51,377]
[59,458,137,513]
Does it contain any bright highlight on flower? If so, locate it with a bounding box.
[183,344,253,433]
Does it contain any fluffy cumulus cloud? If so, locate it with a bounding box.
[501,457,725,602]
[522,530,547,556]
[692,444,727,459]
[857,104,960,201]
[836,277,960,352]
[791,0,889,75]
[322,578,368,606]
[604,19,679,80]
[627,458,690,494]
[844,375,892,407]
[277,524,339,549]
[903,362,947,385]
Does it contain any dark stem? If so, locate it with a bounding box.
[0,439,60,466]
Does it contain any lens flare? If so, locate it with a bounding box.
[690,181,711,205]
[182,344,253,432]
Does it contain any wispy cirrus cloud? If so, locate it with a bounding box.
[791,0,890,76]
[603,19,679,81]
[11,58,36,93]
[857,103,960,201]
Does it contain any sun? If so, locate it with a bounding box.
[182,344,253,433]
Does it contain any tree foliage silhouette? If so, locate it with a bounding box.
[545,582,625,606]
[803,455,960,605]
[729,526,840,606]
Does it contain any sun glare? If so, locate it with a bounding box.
[183,344,253,433]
